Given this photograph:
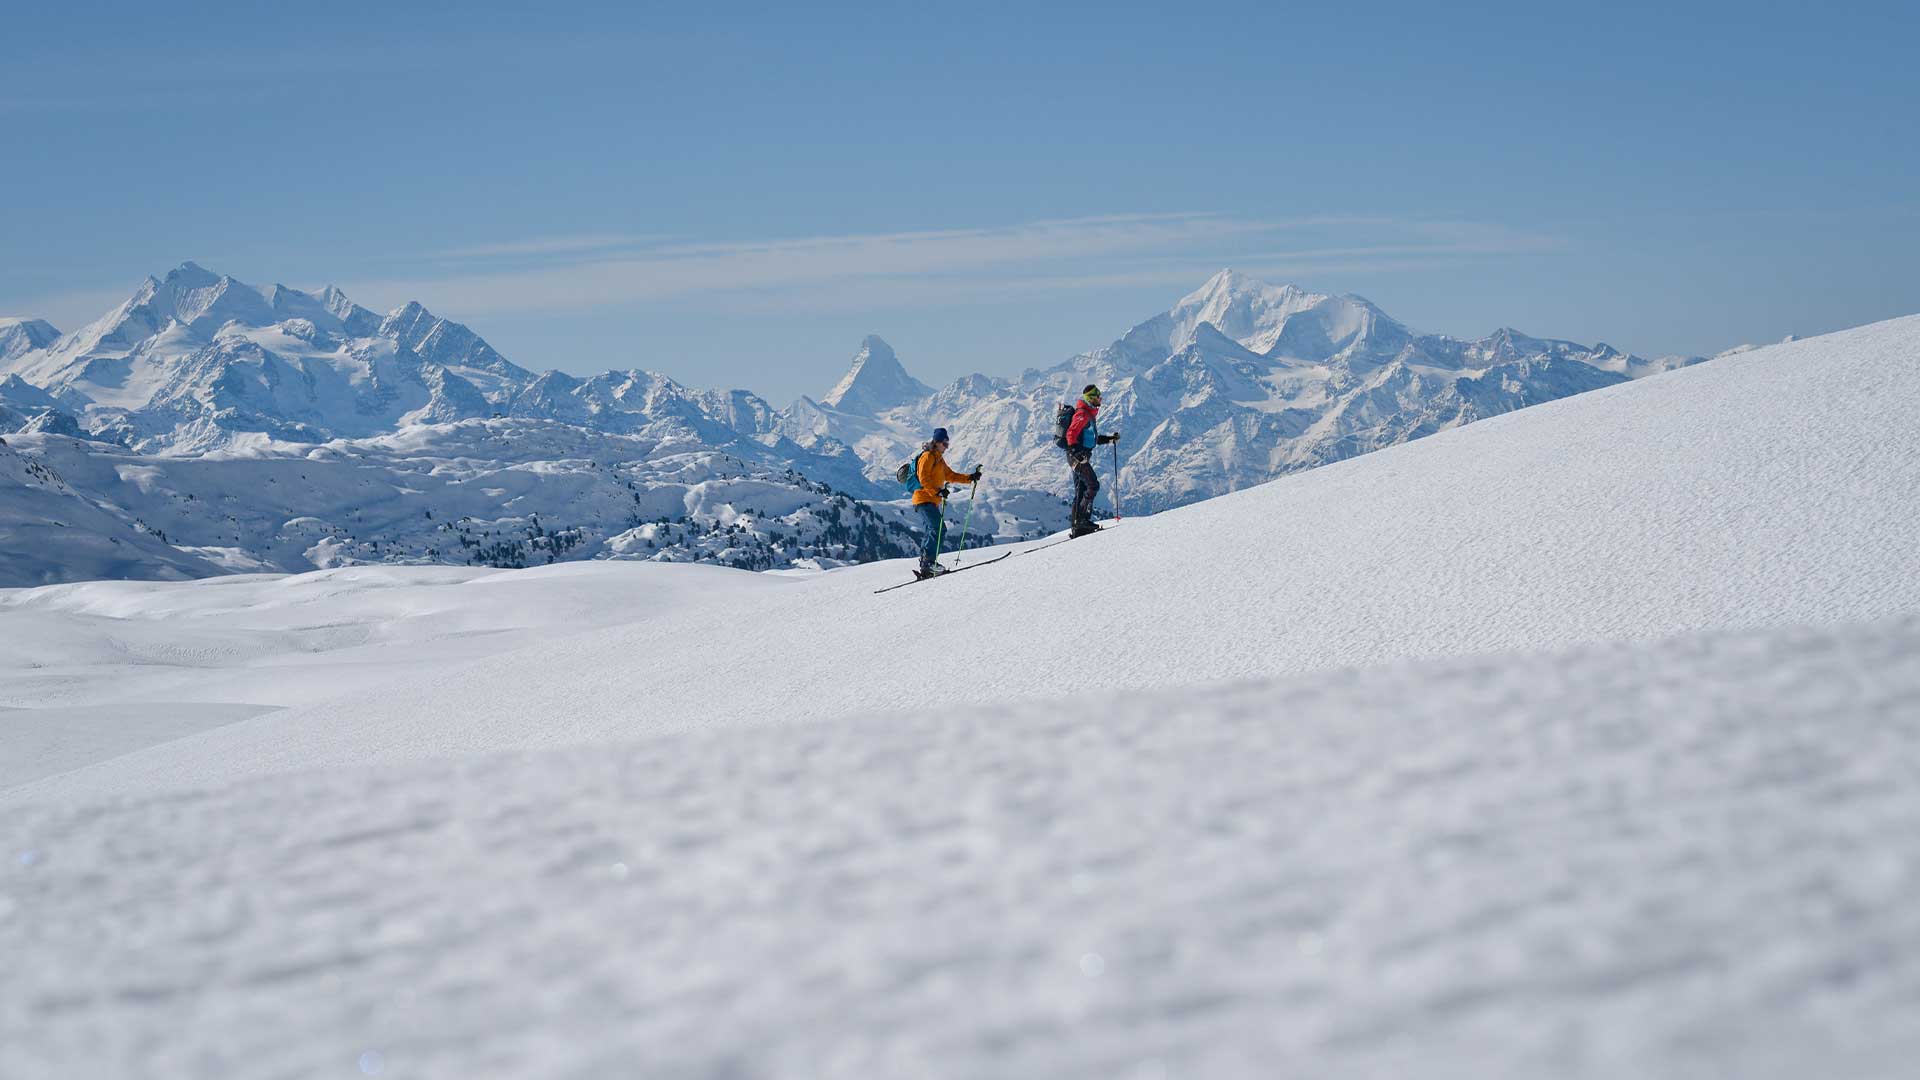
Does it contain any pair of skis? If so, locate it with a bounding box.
[871,522,1112,594]
[871,550,1015,594]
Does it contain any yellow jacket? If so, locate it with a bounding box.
[913,444,975,506]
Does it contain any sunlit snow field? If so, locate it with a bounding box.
[4,317,1919,1077]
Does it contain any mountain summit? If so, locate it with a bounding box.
[819,335,933,415]
[0,318,61,363]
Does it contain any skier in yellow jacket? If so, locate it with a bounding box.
[912,427,981,578]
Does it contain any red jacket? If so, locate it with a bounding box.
[1065,399,1099,449]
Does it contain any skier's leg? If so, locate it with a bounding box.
[918,502,943,570]
[1072,457,1099,527]
[1067,461,1083,527]
[1074,464,1090,526]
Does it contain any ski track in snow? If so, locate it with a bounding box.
[5,619,1920,1078]
[2,315,1918,1077]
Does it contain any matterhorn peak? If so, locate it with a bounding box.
[820,334,933,415]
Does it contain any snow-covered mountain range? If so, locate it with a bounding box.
[781,269,1717,512]
[0,263,860,481]
[1,263,1729,582]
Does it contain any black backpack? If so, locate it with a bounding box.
[1051,402,1075,448]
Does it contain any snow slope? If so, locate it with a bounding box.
[0,561,771,714]
[3,314,1917,1077]
[0,436,221,586]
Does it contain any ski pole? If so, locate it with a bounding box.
[1111,439,1123,522]
[956,481,978,565]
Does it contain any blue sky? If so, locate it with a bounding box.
[4,1,1916,401]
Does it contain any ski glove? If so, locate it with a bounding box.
[1096,432,1120,445]
[970,468,984,482]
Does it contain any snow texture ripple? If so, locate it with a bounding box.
[5,619,1920,1077]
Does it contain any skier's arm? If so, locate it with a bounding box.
[940,460,975,485]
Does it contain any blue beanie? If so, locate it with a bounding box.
[931,427,950,443]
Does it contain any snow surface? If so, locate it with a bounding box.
[3,315,1918,1076]
[0,561,771,720]
[1,702,273,788]
[6,619,1919,1077]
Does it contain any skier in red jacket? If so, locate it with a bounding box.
[1064,384,1120,537]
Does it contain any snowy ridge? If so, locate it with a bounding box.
[0,436,220,585]
[3,313,1917,1076]
[0,374,68,434]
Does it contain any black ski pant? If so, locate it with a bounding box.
[1068,449,1099,526]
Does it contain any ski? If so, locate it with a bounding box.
[872,551,1015,593]
[1015,521,1119,557]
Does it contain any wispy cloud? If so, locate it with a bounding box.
[2,215,1563,331]
[344,213,1243,313]
[424,234,671,260]
[343,214,1558,318]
